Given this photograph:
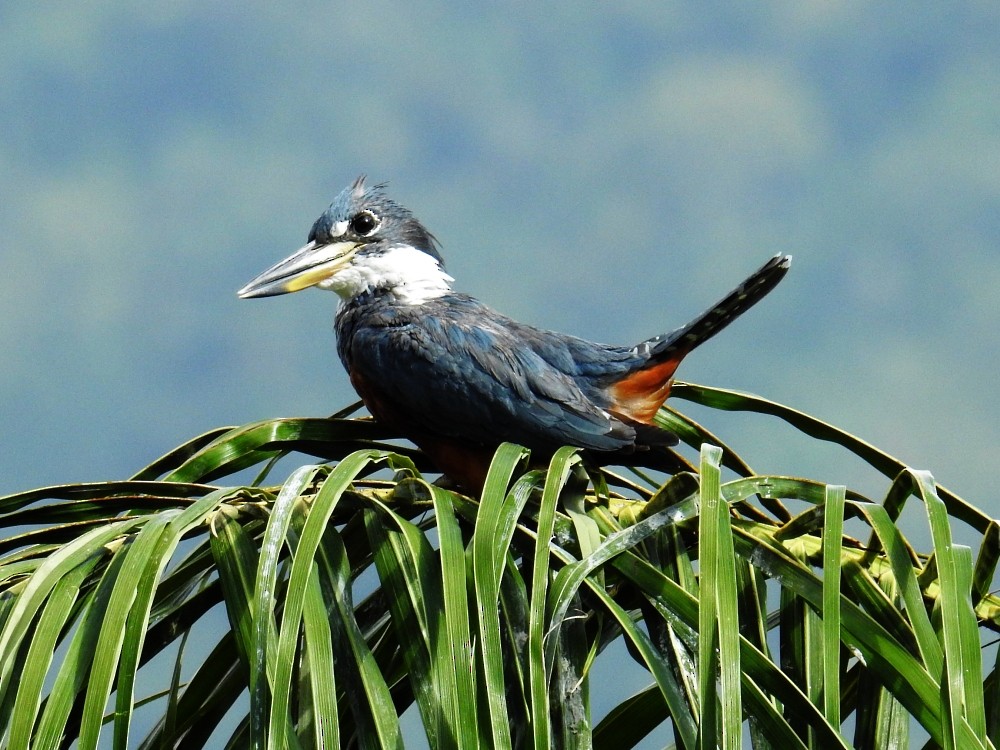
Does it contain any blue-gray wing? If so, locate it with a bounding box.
[338,296,639,451]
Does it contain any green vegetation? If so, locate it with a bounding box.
[0,383,997,748]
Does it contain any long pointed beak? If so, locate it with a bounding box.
[237,240,361,298]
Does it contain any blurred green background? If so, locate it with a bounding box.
[3,3,998,513]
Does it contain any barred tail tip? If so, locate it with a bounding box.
[610,251,793,422]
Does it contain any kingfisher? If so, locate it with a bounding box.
[238,176,790,490]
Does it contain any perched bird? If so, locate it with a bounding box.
[239,177,790,489]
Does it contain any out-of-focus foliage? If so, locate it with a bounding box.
[3,4,999,506]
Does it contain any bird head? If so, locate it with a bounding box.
[238,176,452,304]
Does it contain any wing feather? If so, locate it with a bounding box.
[339,295,636,451]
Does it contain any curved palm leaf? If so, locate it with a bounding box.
[0,385,997,748]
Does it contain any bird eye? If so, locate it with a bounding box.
[350,210,380,237]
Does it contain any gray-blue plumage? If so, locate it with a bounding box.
[308,180,444,265]
[239,176,791,487]
[335,291,644,452]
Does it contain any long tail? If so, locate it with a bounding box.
[608,253,791,423]
[646,253,791,360]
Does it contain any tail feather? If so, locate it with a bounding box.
[643,253,791,361]
[608,253,790,422]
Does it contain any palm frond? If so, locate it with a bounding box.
[0,384,997,748]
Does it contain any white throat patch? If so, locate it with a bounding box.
[318,244,454,305]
